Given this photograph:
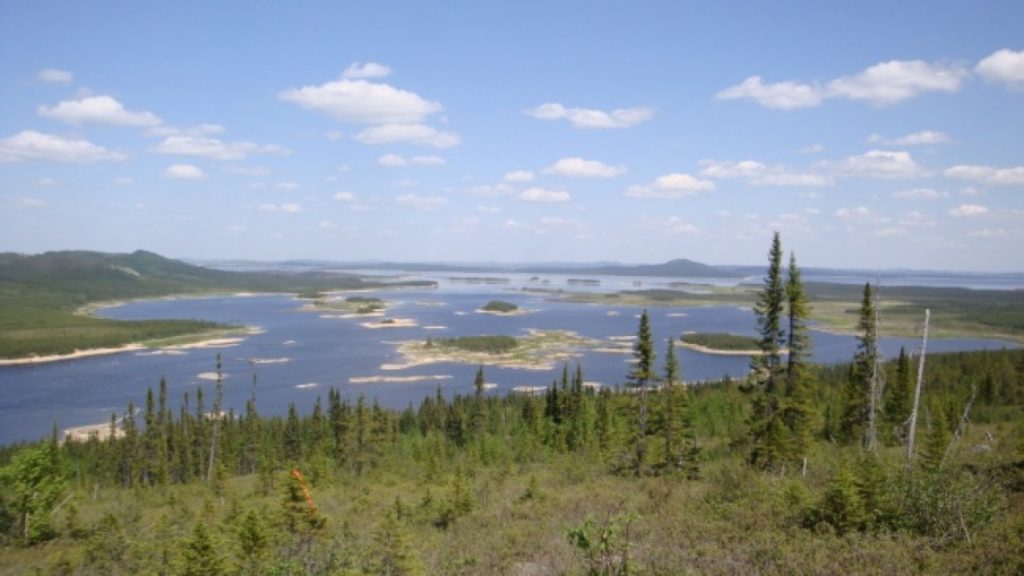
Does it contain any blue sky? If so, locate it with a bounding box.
[1,1,1022,271]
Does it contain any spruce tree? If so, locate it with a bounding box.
[749,232,788,470]
[884,346,912,443]
[471,365,488,441]
[842,283,876,446]
[180,521,224,576]
[627,309,656,476]
[783,252,815,463]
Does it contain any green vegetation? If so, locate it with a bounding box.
[1,236,1022,574]
[481,300,519,313]
[0,250,433,359]
[680,332,760,351]
[432,335,519,354]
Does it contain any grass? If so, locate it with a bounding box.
[681,332,761,351]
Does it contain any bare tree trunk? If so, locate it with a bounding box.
[866,281,883,453]
[905,309,929,469]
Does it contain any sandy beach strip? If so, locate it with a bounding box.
[676,341,773,356]
[0,344,145,366]
[349,374,454,384]
[360,318,419,329]
[164,337,245,350]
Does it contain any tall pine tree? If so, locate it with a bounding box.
[627,309,656,476]
[749,232,788,470]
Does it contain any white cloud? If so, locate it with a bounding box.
[325,130,343,141]
[826,60,967,105]
[944,164,1024,186]
[503,170,534,183]
[892,187,948,199]
[625,173,715,199]
[524,102,653,129]
[544,157,626,178]
[518,187,570,203]
[342,62,393,79]
[715,76,823,110]
[37,177,55,187]
[799,143,825,155]
[396,193,448,209]
[718,59,967,109]
[38,69,72,83]
[377,153,446,167]
[16,197,46,208]
[832,150,923,179]
[0,130,125,163]
[279,78,441,124]
[258,203,303,213]
[115,176,134,185]
[354,123,460,148]
[164,164,206,180]
[975,49,1024,88]
[273,181,299,191]
[835,206,890,225]
[318,220,339,229]
[152,135,289,160]
[39,95,161,126]
[869,130,952,146]
[477,205,502,213]
[948,204,989,218]
[333,192,356,202]
[969,228,1008,238]
[664,216,699,235]
[699,159,830,186]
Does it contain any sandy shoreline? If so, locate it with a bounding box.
[0,344,145,366]
[676,341,777,356]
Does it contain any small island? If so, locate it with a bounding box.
[304,295,388,316]
[678,332,770,356]
[478,300,524,315]
[385,329,595,370]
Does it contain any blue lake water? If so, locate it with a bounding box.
[0,275,1017,444]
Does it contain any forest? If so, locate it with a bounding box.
[1,235,1022,575]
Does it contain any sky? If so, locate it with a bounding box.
[1,1,1023,271]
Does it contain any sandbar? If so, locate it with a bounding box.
[349,374,453,384]
[360,318,419,329]
[197,372,228,381]
[0,344,144,366]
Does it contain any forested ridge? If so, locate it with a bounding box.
[1,237,1022,574]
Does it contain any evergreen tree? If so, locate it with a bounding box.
[842,283,876,446]
[749,232,788,470]
[1,443,65,545]
[180,521,224,576]
[236,510,267,573]
[920,406,950,472]
[284,403,302,463]
[470,365,489,441]
[783,252,815,462]
[884,347,912,444]
[627,309,656,475]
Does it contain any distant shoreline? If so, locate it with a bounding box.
[0,345,145,366]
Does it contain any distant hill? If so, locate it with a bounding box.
[234,257,741,279]
[0,249,431,310]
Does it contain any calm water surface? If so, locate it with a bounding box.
[0,275,1016,444]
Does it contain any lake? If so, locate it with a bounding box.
[0,272,1016,444]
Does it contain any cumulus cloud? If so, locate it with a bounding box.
[524,102,653,128]
[258,203,303,213]
[944,164,1024,186]
[38,68,73,83]
[152,134,289,160]
[975,49,1024,88]
[279,78,441,124]
[718,59,967,109]
[831,150,923,179]
[39,95,161,126]
[868,130,952,146]
[164,164,206,180]
[396,193,448,209]
[503,170,534,183]
[353,123,460,148]
[544,157,626,178]
[342,62,393,79]
[948,204,989,217]
[699,159,830,186]
[715,76,823,110]
[378,154,446,167]
[16,197,47,208]
[0,130,125,163]
[800,143,826,155]
[517,187,570,203]
[625,173,715,198]
[825,60,967,105]
[333,192,356,202]
[892,188,948,199]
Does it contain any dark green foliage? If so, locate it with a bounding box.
[566,512,639,576]
[627,309,656,476]
[481,299,519,313]
[749,232,788,470]
[680,332,760,351]
[842,283,878,447]
[434,335,519,354]
[180,521,224,576]
[884,347,913,443]
[0,442,64,544]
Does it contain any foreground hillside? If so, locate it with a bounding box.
[0,250,433,359]
[1,348,1021,575]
